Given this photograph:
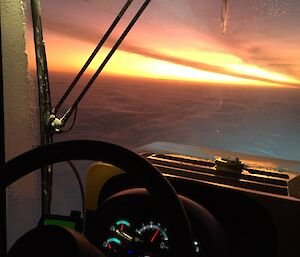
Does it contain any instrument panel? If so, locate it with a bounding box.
[84,188,215,257]
[96,217,202,257]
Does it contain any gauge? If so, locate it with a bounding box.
[136,221,170,255]
[110,219,131,234]
[110,219,134,242]
[102,237,122,254]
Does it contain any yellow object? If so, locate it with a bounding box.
[85,162,124,211]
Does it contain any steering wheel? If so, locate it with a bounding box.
[0,140,195,257]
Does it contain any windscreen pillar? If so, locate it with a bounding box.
[0,1,6,254]
[0,0,40,251]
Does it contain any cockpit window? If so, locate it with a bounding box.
[26,0,300,161]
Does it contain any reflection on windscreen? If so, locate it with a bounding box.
[28,0,300,160]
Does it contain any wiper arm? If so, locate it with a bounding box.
[52,0,134,116]
[50,0,151,134]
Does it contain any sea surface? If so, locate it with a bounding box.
[52,72,300,161]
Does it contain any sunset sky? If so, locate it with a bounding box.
[27,0,300,87]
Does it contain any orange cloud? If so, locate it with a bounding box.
[27,29,300,88]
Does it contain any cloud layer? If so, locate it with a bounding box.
[35,0,300,86]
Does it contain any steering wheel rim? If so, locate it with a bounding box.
[0,140,195,257]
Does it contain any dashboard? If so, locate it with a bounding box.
[84,147,300,257]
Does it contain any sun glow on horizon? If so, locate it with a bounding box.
[156,48,300,86]
[227,64,300,84]
[127,57,274,85]
[28,32,299,88]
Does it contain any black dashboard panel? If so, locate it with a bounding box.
[90,174,276,257]
[85,150,300,257]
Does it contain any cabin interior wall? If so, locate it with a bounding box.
[0,0,41,250]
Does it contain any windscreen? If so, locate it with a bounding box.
[27,0,300,161]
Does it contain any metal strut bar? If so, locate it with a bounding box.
[50,0,151,133]
[31,0,53,215]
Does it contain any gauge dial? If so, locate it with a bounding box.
[136,221,170,255]
[102,237,122,254]
[110,219,131,233]
[110,219,134,242]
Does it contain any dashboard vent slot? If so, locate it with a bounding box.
[143,153,291,196]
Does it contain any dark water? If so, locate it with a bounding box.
[52,72,300,161]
